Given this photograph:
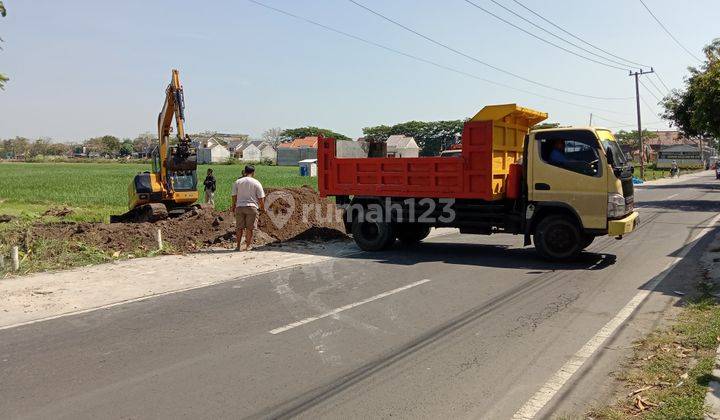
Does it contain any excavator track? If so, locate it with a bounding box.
[110,203,169,223]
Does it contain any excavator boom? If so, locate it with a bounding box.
[110,70,199,223]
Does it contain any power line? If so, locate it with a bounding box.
[653,71,671,93]
[461,0,630,71]
[248,0,632,116]
[639,80,661,103]
[643,76,666,99]
[638,0,702,63]
[510,0,649,69]
[346,0,633,99]
[487,0,638,70]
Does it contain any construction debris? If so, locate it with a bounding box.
[4,187,347,255]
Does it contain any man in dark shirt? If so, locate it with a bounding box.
[203,168,217,207]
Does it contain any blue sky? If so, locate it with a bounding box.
[0,0,717,142]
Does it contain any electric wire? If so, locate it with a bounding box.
[461,0,630,71]
[653,72,672,93]
[639,80,661,103]
[638,0,702,63]
[346,0,633,100]
[643,76,666,99]
[248,0,632,116]
[487,0,637,70]
[510,0,650,69]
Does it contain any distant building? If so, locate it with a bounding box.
[197,137,231,163]
[277,136,318,166]
[656,144,704,169]
[385,135,420,158]
[240,141,277,162]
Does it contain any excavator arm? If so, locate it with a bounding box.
[156,69,196,194]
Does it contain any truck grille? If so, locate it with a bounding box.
[622,178,634,212]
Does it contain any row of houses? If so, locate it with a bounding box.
[184,132,424,165]
[193,135,277,164]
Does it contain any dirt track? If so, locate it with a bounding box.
[7,187,347,255]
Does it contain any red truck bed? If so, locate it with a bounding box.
[318,104,547,201]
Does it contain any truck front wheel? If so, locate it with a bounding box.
[533,215,582,261]
[351,218,395,251]
[395,224,431,246]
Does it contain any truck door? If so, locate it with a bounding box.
[529,129,608,230]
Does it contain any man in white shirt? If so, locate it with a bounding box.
[231,165,265,251]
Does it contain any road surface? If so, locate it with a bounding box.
[2,172,719,419]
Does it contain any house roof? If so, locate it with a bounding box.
[386,135,418,149]
[243,140,267,150]
[278,136,318,148]
[227,140,245,150]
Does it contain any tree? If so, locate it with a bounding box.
[132,132,156,153]
[280,127,350,142]
[2,137,30,157]
[28,138,52,157]
[362,125,392,142]
[663,38,720,145]
[85,135,121,156]
[0,1,7,90]
[119,139,134,157]
[614,129,658,147]
[261,127,284,150]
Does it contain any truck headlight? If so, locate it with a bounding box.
[608,193,626,218]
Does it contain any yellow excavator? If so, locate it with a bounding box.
[111,70,199,223]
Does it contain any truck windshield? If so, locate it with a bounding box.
[596,130,628,167]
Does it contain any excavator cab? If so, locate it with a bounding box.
[111,70,199,223]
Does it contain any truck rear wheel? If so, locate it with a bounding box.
[533,215,582,261]
[395,224,431,246]
[351,218,395,251]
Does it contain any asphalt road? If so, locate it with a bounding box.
[2,173,719,419]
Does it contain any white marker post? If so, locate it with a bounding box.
[11,246,19,272]
[155,229,163,251]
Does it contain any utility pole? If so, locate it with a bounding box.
[630,68,654,179]
[589,113,593,126]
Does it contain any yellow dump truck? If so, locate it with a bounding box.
[318,104,639,260]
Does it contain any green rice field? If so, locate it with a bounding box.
[0,162,316,222]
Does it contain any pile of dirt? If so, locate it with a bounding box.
[0,215,14,223]
[43,206,74,217]
[7,187,347,255]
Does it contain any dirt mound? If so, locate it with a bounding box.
[43,206,74,217]
[9,187,347,255]
[0,215,14,223]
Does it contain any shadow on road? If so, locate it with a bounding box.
[637,200,720,212]
[636,182,720,191]
[359,242,617,271]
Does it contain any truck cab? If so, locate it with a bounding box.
[525,126,638,258]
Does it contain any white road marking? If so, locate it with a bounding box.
[666,193,679,199]
[269,279,432,334]
[512,212,720,420]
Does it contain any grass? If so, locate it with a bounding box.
[0,162,316,222]
[587,296,720,419]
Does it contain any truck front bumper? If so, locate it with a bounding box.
[608,211,639,236]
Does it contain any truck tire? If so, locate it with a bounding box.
[395,224,431,246]
[580,234,595,250]
[351,217,395,251]
[533,215,582,261]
